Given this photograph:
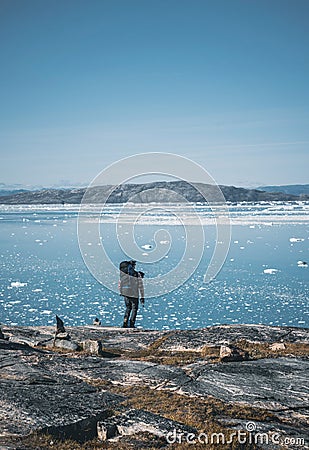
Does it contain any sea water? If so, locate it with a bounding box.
[0,203,308,329]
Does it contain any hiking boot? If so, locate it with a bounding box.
[129,321,136,328]
[122,321,128,328]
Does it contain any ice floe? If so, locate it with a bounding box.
[141,244,152,250]
[297,261,308,268]
[10,281,28,288]
[263,269,279,274]
[289,237,304,243]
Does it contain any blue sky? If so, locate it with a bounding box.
[0,0,308,187]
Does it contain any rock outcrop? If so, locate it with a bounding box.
[0,324,308,449]
[97,409,197,442]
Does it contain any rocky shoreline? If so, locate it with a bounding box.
[0,323,308,449]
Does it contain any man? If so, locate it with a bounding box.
[120,260,145,328]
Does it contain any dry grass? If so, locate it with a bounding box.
[96,382,274,449]
[108,332,205,366]
[120,340,309,366]
[14,381,275,449]
[235,340,309,359]
[109,383,276,427]
[125,349,203,366]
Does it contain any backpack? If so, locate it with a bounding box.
[119,261,132,295]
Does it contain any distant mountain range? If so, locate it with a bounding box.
[257,184,309,196]
[0,181,87,197]
[0,189,28,197]
[0,182,308,204]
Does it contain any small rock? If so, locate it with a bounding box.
[270,342,286,351]
[0,327,4,340]
[93,318,101,326]
[55,332,71,340]
[56,315,66,334]
[97,422,118,440]
[220,345,249,362]
[49,340,79,351]
[81,340,103,355]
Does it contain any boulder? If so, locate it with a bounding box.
[81,339,103,355]
[51,339,79,351]
[219,344,249,362]
[270,342,286,351]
